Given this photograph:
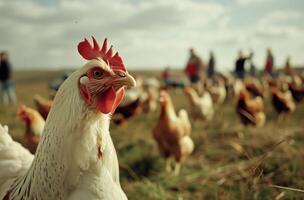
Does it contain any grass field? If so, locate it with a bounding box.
[1,70,304,200]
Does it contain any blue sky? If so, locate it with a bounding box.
[0,0,303,71]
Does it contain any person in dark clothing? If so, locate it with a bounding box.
[207,51,215,79]
[234,50,252,79]
[185,48,204,84]
[0,51,17,105]
[0,52,11,81]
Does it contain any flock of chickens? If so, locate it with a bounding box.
[10,68,304,178]
[1,36,304,199]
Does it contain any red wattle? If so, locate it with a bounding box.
[111,87,125,113]
[80,85,92,105]
[96,87,125,114]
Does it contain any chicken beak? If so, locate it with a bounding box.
[111,71,136,90]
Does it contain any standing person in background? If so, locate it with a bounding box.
[265,48,274,76]
[207,51,216,79]
[185,48,204,84]
[234,50,252,79]
[249,50,256,77]
[0,51,17,105]
[249,61,256,77]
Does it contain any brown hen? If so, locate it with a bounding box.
[153,91,194,175]
[271,83,296,115]
[33,94,53,120]
[17,105,45,153]
[236,90,265,127]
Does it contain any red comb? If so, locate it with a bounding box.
[17,104,26,116]
[78,36,126,72]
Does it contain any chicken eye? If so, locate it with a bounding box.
[93,70,103,79]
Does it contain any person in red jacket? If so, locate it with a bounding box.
[264,48,274,76]
[185,48,204,84]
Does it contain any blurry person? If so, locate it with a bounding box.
[207,51,216,79]
[264,48,274,76]
[162,66,171,85]
[0,51,17,105]
[249,50,256,77]
[185,48,204,84]
[284,56,295,76]
[234,50,252,79]
[249,61,256,77]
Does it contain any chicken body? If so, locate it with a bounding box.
[153,91,194,175]
[185,87,214,121]
[288,82,304,102]
[142,78,159,113]
[113,98,142,125]
[0,37,135,200]
[271,86,296,114]
[207,78,226,104]
[233,79,245,99]
[245,77,264,97]
[0,125,34,199]
[17,105,45,154]
[237,91,265,127]
[33,94,53,120]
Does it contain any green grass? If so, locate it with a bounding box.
[1,70,304,200]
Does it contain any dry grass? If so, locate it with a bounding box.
[1,70,304,200]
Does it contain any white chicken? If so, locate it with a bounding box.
[206,78,226,105]
[233,79,245,99]
[185,87,214,121]
[142,77,160,113]
[0,36,136,200]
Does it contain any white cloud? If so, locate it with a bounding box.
[258,10,302,26]
[0,0,303,71]
[0,0,226,69]
[236,0,273,5]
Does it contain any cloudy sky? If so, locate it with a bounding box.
[0,0,303,71]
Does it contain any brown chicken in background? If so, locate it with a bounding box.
[142,90,157,113]
[33,94,53,120]
[113,98,142,125]
[270,82,296,116]
[206,77,227,105]
[236,90,265,127]
[17,105,45,153]
[244,77,264,97]
[288,79,304,102]
[289,83,304,102]
[142,78,159,113]
[153,90,194,175]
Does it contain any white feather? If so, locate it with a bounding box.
[0,124,34,199]
[80,75,89,85]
